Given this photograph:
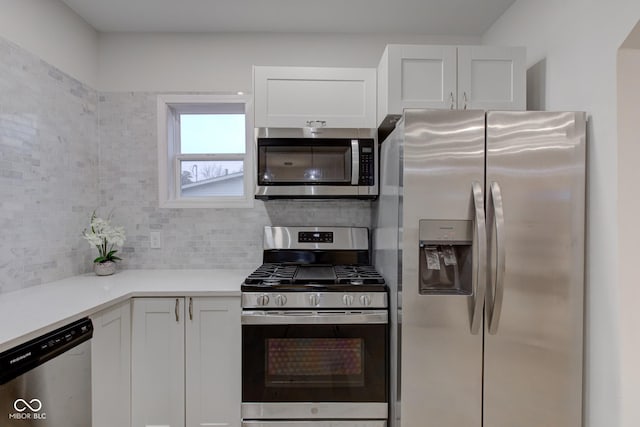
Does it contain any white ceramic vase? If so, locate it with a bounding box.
[94,260,116,276]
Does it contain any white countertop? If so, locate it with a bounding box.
[0,269,250,353]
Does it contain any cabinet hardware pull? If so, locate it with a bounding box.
[449,92,455,110]
[189,297,193,321]
[463,92,468,110]
[305,120,327,128]
[175,298,179,322]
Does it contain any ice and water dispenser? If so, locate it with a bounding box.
[418,220,473,295]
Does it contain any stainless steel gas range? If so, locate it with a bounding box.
[241,226,388,427]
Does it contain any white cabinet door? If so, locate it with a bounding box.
[457,46,526,111]
[132,298,186,427]
[92,301,131,427]
[253,66,377,128]
[185,297,241,427]
[378,44,457,126]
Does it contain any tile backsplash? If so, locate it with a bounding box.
[99,92,371,270]
[0,37,99,293]
[0,36,372,292]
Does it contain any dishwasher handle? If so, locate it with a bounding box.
[0,318,93,385]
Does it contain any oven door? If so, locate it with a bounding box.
[242,310,388,420]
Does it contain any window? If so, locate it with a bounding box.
[157,94,254,208]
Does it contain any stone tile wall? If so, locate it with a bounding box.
[98,92,371,270]
[0,37,99,293]
[0,36,372,292]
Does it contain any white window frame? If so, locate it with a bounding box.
[157,94,254,208]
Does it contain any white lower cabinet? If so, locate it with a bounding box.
[132,298,185,427]
[185,297,241,427]
[91,300,132,427]
[131,297,241,427]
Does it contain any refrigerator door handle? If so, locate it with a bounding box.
[487,181,506,334]
[470,181,487,335]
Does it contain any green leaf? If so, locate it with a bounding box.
[94,256,107,263]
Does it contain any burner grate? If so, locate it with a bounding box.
[244,263,297,285]
[334,265,385,284]
[244,263,385,287]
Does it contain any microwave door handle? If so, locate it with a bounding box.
[351,139,359,185]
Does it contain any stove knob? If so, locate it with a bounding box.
[360,294,372,307]
[257,294,270,307]
[309,293,321,307]
[274,294,287,307]
[343,294,355,306]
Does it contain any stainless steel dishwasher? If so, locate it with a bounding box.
[0,318,93,426]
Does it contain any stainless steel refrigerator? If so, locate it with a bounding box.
[373,109,586,427]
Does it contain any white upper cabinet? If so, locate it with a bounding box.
[377,44,526,128]
[457,46,526,111]
[253,66,377,128]
[377,45,457,127]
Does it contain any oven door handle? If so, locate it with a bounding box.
[241,310,388,325]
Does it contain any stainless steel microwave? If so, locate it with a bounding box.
[255,127,378,199]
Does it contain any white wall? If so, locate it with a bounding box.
[483,2,640,427]
[0,0,98,87]
[617,46,640,427]
[97,32,480,91]
[0,1,479,92]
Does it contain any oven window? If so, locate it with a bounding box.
[266,338,364,387]
[242,323,387,402]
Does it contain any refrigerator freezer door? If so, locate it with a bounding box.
[484,111,586,427]
[400,110,485,427]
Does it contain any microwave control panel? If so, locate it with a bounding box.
[359,139,375,186]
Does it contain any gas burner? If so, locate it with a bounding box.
[242,227,386,295]
[242,263,386,291]
[334,265,385,284]
[244,263,296,285]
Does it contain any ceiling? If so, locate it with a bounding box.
[621,20,640,48]
[60,0,515,36]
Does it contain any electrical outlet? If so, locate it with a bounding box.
[150,231,162,249]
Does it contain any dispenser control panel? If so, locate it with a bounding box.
[419,219,473,244]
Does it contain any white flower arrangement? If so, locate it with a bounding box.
[82,211,126,264]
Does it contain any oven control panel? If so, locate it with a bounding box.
[242,292,388,309]
[298,231,333,243]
